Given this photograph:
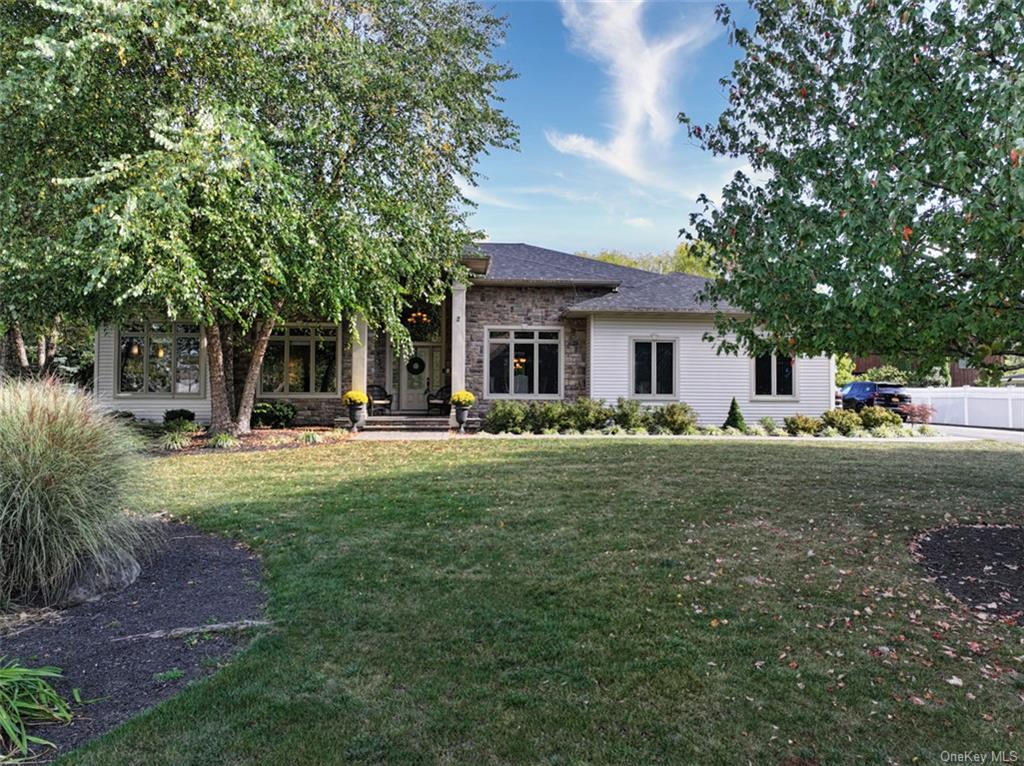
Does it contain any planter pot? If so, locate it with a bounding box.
[454,405,470,434]
[348,404,367,432]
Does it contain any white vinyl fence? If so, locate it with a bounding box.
[904,386,1024,430]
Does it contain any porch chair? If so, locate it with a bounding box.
[367,384,393,416]
[426,384,451,416]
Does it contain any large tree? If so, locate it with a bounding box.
[0,0,515,432]
[681,0,1023,371]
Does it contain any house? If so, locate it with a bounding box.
[93,243,835,425]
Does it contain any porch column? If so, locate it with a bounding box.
[449,282,467,426]
[351,318,368,393]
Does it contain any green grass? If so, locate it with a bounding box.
[60,439,1023,765]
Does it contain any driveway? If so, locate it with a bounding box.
[933,424,1024,446]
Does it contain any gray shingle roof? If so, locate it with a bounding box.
[466,242,734,315]
[564,272,735,315]
[470,243,656,286]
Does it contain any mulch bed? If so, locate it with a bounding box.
[911,524,1024,625]
[166,427,350,454]
[2,522,266,761]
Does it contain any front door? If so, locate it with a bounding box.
[399,344,440,412]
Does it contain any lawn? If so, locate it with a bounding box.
[61,439,1023,765]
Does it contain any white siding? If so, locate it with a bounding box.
[93,324,212,423]
[589,314,834,425]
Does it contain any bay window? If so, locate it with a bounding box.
[117,322,202,396]
[631,339,675,398]
[486,328,561,398]
[753,354,795,397]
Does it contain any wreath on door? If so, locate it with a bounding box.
[406,356,426,376]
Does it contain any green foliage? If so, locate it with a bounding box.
[523,402,570,434]
[297,431,323,446]
[564,398,613,432]
[163,410,195,425]
[758,416,778,432]
[158,430,193,452]
[784,414,822,436]
[251,402,297,430]
[0,379,149,608]
[859,365,909,385]
[0,658,73,756]
[820,408,863,436]
[0,0,517,432]
[610,398,651,431]
[683,1,1023,375]
[834,355,857,386]
[859,406,903,430]
[482,401,528,434]
[651,403,698,435]
[163,417,196,434]
[722,397,747,431]
[206,433,240,450]
[152,668,185,683]
[580,241,717,278]
[869,425,907,439]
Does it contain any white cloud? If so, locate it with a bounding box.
[624,216,654,228]
[455,177,528,210]
[547,0,718,188]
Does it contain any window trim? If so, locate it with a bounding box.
[257,322,342,399]
[749,353,799,400]
[115,321,205,399]
[628,336,677,400]
[483,325,564,400]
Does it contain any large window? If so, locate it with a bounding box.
[260,325,339,396]
[486,328,561,398]
[753,354,795,397]
[631,339,675,398]
[118,322,202,396]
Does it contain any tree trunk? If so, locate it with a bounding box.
[220,323,237,420]
[7,325,31,376]
[234,317,276,435]
[204,322,236,435]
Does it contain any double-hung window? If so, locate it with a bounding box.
[486,328,561,398]
[117,322,202,396]
[753,354,795,397]
[260,325,339,396]
[631,339,675,398]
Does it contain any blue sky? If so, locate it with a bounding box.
[461,0,756,255]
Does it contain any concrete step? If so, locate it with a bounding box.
[359,415,480,432]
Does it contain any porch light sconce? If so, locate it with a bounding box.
[129,342,141,356]
[156,346,166,359]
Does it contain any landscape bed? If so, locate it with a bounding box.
[29,438,1024,765]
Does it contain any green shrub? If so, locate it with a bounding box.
[746,425,767,436]
[869,424,905,438]
[722,397,747,431]
[820,408,863,435]
[611,398,651,431]
[917,424,939,436]
[652,402,698,434]
[297,431,323,445]
[817,425,841,438]
[206,433,240,449]
[251,401,297,429]
[759,416,779,432]
[0,658,73,756]
[163,416,196,434]
[482,401,527,433]
[722,426,744,436]
[859,364,908,385]
[523,402,569,434]
[784,414,821,436]
[0,380,150,608]
[163,409,195,424]
[700,426,723,436]
[158,430,193,451]
[859,406,902,429]
[565,398,612,432]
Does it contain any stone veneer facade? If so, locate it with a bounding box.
[464,284,608,413]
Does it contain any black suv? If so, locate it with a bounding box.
[841,381,911,417]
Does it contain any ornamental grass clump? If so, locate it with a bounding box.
[0,379,150,609]
[0,658,73,757]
